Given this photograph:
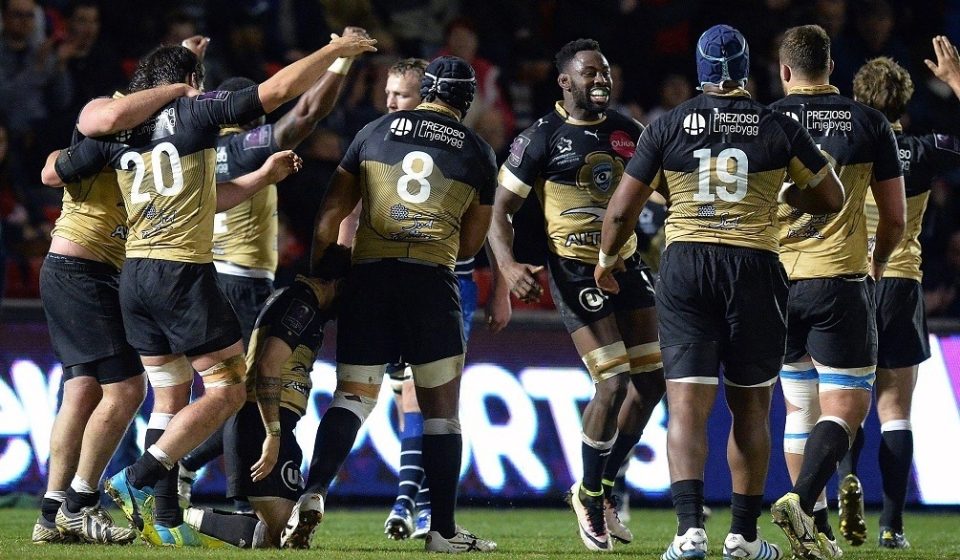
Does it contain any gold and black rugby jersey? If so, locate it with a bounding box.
[626,91,831,254]
[212,125,279,274]
[772,85,902,279]
[865,128,960,282]
[343,102,497,270]
[499,102,644,264]
[244,275,333,417]
[54,86,265,263]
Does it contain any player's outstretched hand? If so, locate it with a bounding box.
[925,35,960,89]
[181,35,211,62]
[328,33,377,57]
[263,150,303,184]
[250,434,280,482]
[503,262,544,303]
[341,26,370,40]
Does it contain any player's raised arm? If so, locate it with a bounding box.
[273,27,370,149]
[258,33,376,114]
[77,84,199,137]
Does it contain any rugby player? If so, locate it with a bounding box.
[488,38,665,551]
[282,55,497,553]
[176,27,370,510]
[835,36,960,550]
[45,34,376,546]
[769,25,906,560]
[597,24,843,560]
[32,84,199,546]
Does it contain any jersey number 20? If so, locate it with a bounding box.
[693,148,748,203]
[121,142,185,204]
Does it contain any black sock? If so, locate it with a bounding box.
[730,493,762,541]
[838,425,864,479]
[879,429,913,532]
[600,431,641,490]
[181,425,225,472]
[305,407,362,494]
[141,428,181,528]
[41,497,62,523]
[126,429,170,489]
[581,437,612,495]
[814,507,835,540]
[197,507,259,548]
[421,433,462,538]
[792,421,849,514]
[672,479,704,535]
[65,487,99,513]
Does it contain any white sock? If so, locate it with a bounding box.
[44,490,66,502]
[147,444,176,471]
[70,476,96,495]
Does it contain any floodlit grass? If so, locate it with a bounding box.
[3,504,959,559]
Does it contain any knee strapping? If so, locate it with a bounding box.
[331,390,377,424]
[781,364,819,454]
[423,417,461,435]
[816,363,876,392]
[145,356,193,388]
[627,342,662,374]
[582,342,630,383]
[200,355,246,388]
[412,354,463,388]
[338,363,387,386]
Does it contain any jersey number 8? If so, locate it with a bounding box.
[693,148,748,203]
[121,142,185,204]
[397,151,434,204]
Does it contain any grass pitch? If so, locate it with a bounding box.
[2,504,959,559]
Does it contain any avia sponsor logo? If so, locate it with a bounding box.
[609,130,636,158]
[416,120,465,148]
[802,106,853,135]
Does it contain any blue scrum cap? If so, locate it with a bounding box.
[696,24,750,89]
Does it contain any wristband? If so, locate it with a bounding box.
[265,421,281,437]
[329,57,354,75]
[598,250,618,268]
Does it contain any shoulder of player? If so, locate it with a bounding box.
[602,110,643,134]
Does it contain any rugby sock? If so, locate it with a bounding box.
[142,415,180,528]
[600,431,642,497]
[879,422,913,532]
[41,491,66,523]
[838,425,864,479]
[813,500,835,540]
[421,433,461,538]
[193,507,260,548]
[415,483,431,514]
[672,479,705,535]
[730,493,763,541]
[395,412,424,509]
[792,420,849,514]
[305,407,362,493]
[127,423,171,489]
[65,476,99,513]
[581,432,615,495]
[180,425,225,472]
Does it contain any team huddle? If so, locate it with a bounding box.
[28,16,957,560]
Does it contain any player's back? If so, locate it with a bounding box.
[628,92,830,254]
[772,88,901,279]
[345,104,497,269]
[865,130,960,281]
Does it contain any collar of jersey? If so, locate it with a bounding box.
[220,126,244,136]
[704,87,751,99]
[416,102,461,121]
[553,101,607,125]
[786,84,840,96]
[891,121,903,133]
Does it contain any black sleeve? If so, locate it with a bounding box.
[873,117,903,182]
[624,119,663,184]
[926,132,960,172]
[184,85,265,131]
[216,124,280,181]
[340,121,378,175]
[54,137,110,183]
[261,283,327,353]
[499,126,549,192]
[476,141,498,205]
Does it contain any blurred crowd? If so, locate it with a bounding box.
[2,0,960,318]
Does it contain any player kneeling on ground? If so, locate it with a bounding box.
[183,245,351,548]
